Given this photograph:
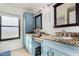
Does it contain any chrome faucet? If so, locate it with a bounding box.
[62,30,71,37]
[62,30,66,37]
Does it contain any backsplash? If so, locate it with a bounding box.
[55,32,79,37]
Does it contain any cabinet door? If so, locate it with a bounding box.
[32,40,41,56]
[25,36,29,49]
[42,46,65,56]
[24,12,34,33]
[41,45,50,56]
[25,35,32,53]
[24,36,27,49]
[28,36,32,53]
[50,48,67,56]
[49,49,54,56]
[28,39,32,53]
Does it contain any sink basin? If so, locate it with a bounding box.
[53,37,73,40]
[62,37,73,39]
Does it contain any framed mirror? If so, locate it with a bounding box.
[68,6,76,24]
[53,3,79,28]
[56,3,68,26]
[35,14,42,29]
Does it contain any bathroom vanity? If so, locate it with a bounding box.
[33,32,79,56]
[41,39,79,56]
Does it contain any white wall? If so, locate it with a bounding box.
[42,4,79,35]
[42,5,54,35]
[0,4,25,51]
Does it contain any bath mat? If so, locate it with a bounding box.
[0,51,11,56]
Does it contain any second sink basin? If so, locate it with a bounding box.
[52,37,73,40]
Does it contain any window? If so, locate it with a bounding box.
[0,16,20,41]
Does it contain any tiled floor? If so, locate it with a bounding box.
[11,48,32,56]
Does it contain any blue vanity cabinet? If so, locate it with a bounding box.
[24,34,41,56]
[41,39,69,56]
[41,41,62,56]
[23,12,34,33]
[41,39,79,56]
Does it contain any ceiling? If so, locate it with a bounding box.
[4,3,48,12]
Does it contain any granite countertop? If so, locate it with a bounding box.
[26,33,79,47]
[33,34,79,47]
[32,34,52,43]
[50,38,79,47]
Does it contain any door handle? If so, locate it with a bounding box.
[47,50,49,56]
[41,47,43,54]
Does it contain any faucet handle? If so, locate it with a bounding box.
[69,33,71,37]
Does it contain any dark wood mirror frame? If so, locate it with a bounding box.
[53,3,79,28]
[35,13,42,29]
